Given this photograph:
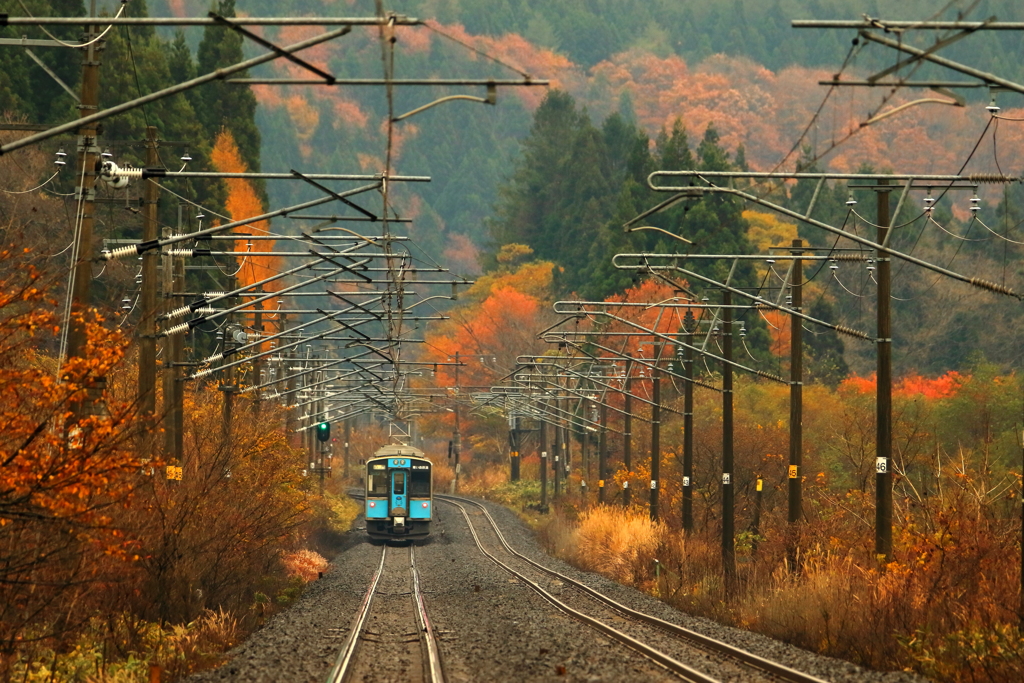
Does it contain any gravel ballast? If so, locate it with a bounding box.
[186,495,930,683]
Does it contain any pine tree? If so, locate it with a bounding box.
[194,0,262,180]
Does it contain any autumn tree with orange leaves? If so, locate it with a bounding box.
[0,254,141,656]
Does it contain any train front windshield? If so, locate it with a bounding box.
[368,473,388,495]
[410,470,430,495]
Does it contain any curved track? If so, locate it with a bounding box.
[438,494,831,683]
[326,543,445,683]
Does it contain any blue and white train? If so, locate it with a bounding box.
[364,445,433,540]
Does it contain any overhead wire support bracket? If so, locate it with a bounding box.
[647,171,1021,299]
[291,170,378,221]
[1,25,354,155]
[856,29,1024,96]
[209,12,337,84]
[104,182,382,260]
[0,15,422,27]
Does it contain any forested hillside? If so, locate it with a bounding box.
[9,0,1024,374]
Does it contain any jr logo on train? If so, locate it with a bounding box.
[364,445,432,540]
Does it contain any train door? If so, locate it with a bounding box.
[390,470,408,525]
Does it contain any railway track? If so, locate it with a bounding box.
[326,542,445,683]
[437,494,831,683]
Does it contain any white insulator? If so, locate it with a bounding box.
[246,332,262,343]
[162,323,190,337]
[195,307,218,315]
[166,248,194,257]
[104,244,138,260]
[203,291,224,298]
[166,305,192,320]
[203,353,224,364]
[193,368,214,379]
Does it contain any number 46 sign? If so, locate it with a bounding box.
[875,457,888,474]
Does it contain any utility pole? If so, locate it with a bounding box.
[221,275,237,447]
[581,405,589,499]
[722,290,736,594]
[344,417,351,480]
[452,351,461,494]
[789,239,804,563]
[65,9,103,383]
[752,476,763,553]
[539,413,548,511]
[623,369,632,507]
[252,287,264,411]
[162,215,183,466]
[682,310,695,533]
[598,401,608,504]
[509,419,521,481]
[138,127,159,420]
[554,392,563,498]
[876,179,894,563]
[650,369,661,522]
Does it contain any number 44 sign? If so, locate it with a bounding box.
[875,457,888,474]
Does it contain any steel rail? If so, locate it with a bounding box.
[325,544,388,683]
[410,545,446,683]
[440,495,831,683]
[438,497,719,683]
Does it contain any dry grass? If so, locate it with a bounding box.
[570,506,660,585]
[543,503,1024,682]
[282,550,329,583]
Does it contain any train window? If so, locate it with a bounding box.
[392,471,406,495]
[410,470,430,495]
[368,474,388,495]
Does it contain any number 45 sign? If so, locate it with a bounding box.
[875,457,888,474]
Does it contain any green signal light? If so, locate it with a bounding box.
[316,422,331,442]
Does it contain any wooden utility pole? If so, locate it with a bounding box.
[789,239,804,554]
[221,275,237,447]
[650,370,661,522]
[452,351,461,494]
[344,418,351,480]
[252,287,264,411]
[138,127,159,420]
[162,215,184,466]
[722,290,736,593]
[554,393,563,498]
[876,180,894,563]
[682,311,695,533]
[509,421,521,482]
[623,370,632,507]
[598,402,608,504]
[65,12,103,375]
[539,414,548,511]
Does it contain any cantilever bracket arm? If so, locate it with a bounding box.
[858,29,1024,96]
[1,25,352,156]
[210,12,340,84]
[392,83,497,122]
[291,170,378,221]
[622,188,705,230]
[643,178,1020,299]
